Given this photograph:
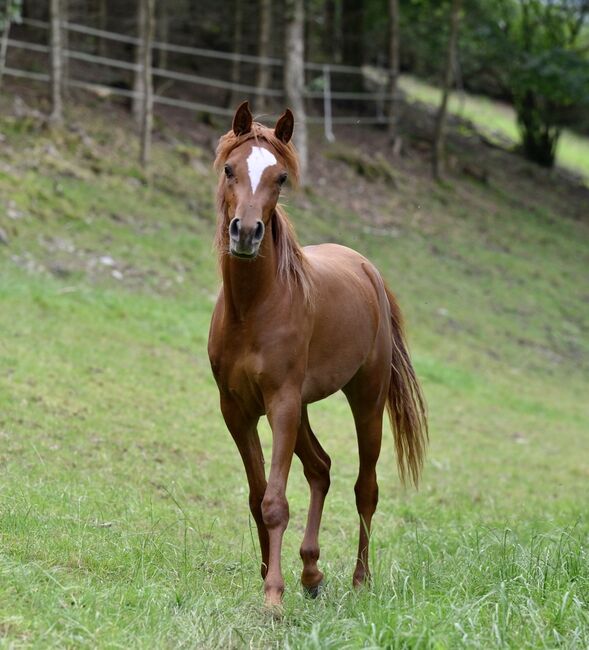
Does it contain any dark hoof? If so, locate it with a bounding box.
[303,578,325,599]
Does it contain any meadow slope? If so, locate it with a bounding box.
[0,93,588,648]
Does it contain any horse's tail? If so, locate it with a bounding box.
[385,287,428,487]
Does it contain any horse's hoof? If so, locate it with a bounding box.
[264,588,284,615]
[303,578,325,599]
[263,602,284,619]
[353,576,370,589]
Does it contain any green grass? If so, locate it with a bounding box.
[400,75,589,181]
[0,98,588,648]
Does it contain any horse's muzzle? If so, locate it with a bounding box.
[229,217,265,259]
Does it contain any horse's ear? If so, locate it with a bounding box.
[232,101,253,136]
[274,108,294,144]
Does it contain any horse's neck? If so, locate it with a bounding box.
[221,234,278,321]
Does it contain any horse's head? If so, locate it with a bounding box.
[215,101,297,259]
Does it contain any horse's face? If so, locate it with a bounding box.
[221,102,294,259]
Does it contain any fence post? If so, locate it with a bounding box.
[139,0,154,168]
[49,0,63,124]
[323,64,335,142]
[0,15,11,93]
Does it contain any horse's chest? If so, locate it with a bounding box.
[222,352,262,393]
[209,334,265,404]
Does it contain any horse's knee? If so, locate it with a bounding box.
[261,492,289,530]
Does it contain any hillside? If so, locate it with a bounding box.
[0,87,588,647]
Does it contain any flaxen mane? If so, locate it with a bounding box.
[213,122,313,304]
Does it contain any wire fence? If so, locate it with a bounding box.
[2,17,397,134]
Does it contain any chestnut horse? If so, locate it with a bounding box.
[208,101,427,608]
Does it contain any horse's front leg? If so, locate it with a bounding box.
[220,396,269,580]
[262,388,301,607]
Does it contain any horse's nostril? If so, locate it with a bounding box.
[253,220,265,243]
[229,217,241,239]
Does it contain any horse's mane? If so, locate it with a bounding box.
[213,122,313,304]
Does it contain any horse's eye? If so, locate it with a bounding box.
[278,172,288,186]
[224,164,233,178]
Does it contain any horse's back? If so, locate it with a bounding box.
[304,243,387,308]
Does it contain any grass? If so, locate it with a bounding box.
[400,75,589,181]
[0,95,588,648]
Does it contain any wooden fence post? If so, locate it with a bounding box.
[139,0,154,168]
[0,14,12,93]
[50,0,63,124]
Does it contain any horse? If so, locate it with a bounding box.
[208,101,428,608]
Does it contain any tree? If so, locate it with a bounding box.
[132,0,145,123]
[98,0,107,57]
[409,0,589,169]
[255,0,272,114]
[139,0,155,168]
[323,0,341,63]
[229,0,243,108]
[50,0,63,125]
[341,0,363,68]
[507,0,589,167]
[157,0,169,75]
[340,0,364,95]
[432,0,462,180]
[61,0,68,97]
[285,0,309,186]
[387,0,400,147]
[0,0,22,93]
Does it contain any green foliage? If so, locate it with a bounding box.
[399,0,454,79]
[399,0,589,168]
[506,1,589,166]
[0,0,22,29]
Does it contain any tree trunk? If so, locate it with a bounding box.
[61,0,68,98]
[285,0,308,186]
[323,0,335,61]
[341,0,363,92]
[341,0,363,67]
[50,0,63,124]
[132,0,145,123]
[432,0,461,181]
[158,0,168,73]
[23,0,47,21]
[387,0,400,147]
[0,15,11,94]
[139,0,154,168]
[98,0,107,57]
[255,0,272,114]
[229,0,243,108]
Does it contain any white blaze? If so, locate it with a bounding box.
[247,146,277,194]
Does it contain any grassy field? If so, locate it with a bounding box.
[0,96,588,648]
[400,75,589,182]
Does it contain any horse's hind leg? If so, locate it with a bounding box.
[295,406,331,596]
[343,377,385,587]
